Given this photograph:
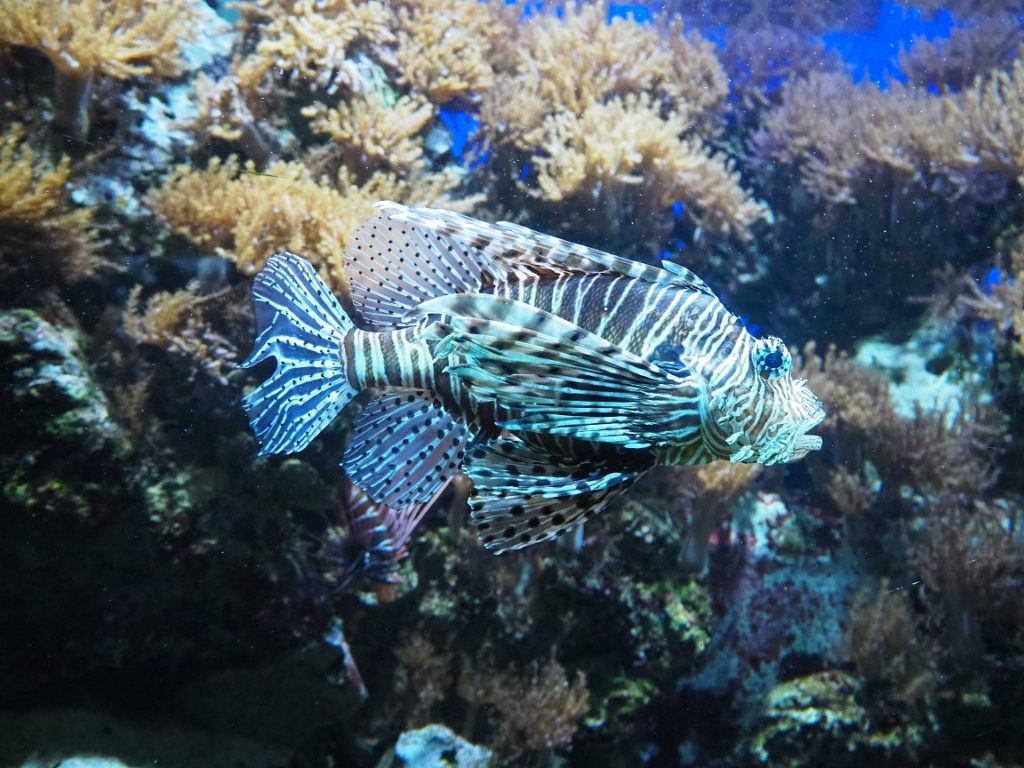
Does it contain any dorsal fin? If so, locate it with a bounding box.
[343,202,714,328]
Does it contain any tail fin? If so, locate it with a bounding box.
[238,252,358,456]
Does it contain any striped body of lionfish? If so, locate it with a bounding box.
[240,203,825,555]
[317,480,427,601]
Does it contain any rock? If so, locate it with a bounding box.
[394,724,492,768]
[0,308,130,519]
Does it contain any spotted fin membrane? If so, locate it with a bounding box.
[343,390,474,510]
[343,202,715,331]
[465,436,640,553]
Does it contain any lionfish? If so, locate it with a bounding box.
[318,479,429,600]
[240,203,825,554]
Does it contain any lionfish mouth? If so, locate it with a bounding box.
[788,398,826,460]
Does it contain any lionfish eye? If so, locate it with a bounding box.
[754,338,791,380]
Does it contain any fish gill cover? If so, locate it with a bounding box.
[0,0,1022,766]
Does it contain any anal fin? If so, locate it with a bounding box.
[343,390,473,509]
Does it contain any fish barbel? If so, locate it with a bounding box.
[239,202,825,553]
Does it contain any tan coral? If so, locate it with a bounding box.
[392,0,498,104]
[530,94,765,240]
[0,122,98,283]
[485,3,727,147]
[459,657,589,756]
[842,581,934,701]
[185,72,276,169]
[0,0,198,138]
[149,156,364,292]
[752,61,1024,205]
[899,15,1024,91]
[481,2,756,243]
[960,236,1024,357]
[123,283,237,382]
[232,0,394,97]
[302,92,434,175]
[149,155,476,293]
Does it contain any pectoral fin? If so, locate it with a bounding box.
[465,436,643,554]
[416,293,707,449]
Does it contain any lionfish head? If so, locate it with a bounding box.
[712,336,825,466]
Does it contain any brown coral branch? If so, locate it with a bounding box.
[0,122,99,286]
[0,0,198,139]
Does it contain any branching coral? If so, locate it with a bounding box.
[123,284,238,382]
[485,5,711,140]
[668,0,875,34]
[795,343,891,435]
[186,72,276,169]
[796,342,1002,503]
[459,657,589,756]
[957,57,1024,186]
[231,0,394,97]
[302,92,434,176]
[530,94,765,240]
[395,633,454,726]
[900,15,1024,92]
[752,60,1024,206]
[0,122,98,286]
[0,0,198,139]
[481,2,762,243]
[722,24,840,112]
[149,156,355,286]
[391,0,498,104]
[960,237,1024,357]
[842,581,934,701]
[149,155,475,293]
[914,496,1024,662]
[652,461,762,572]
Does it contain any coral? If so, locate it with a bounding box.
[914,496,1024,662]
[649,461,763,572]
[395,634,454,726]
[668,0,875,34]
[187,72,276,168]
[721,24,840,112]
[392,0,498,104]
[302,92,434,175]
[0,123,99,288]
[749,670,926,765]
[900,15,1024,92]
[460,658,589,756]
[0,0,198,139]
[794,343,891,435]
[481,2,762,244]
[797,341,1001,500]
[485,4,725,141]
[752,61,1024,206]
[960,237,1024,357]
[957,57,1024,188]
[842,581,934,701]
[123,283,238,382]
[149,156,473,291]
[870,401,1001,499]
[232,0,393,96]
[528,93,766,241]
